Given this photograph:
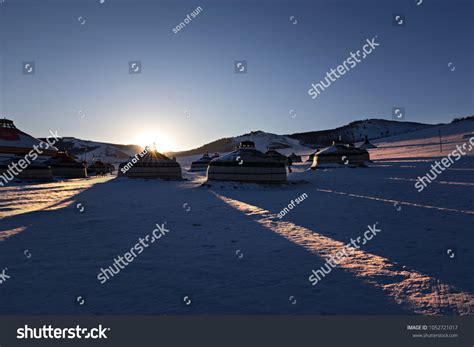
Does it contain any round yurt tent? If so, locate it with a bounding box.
[0,118,57,163]
[207,141,287,183]
[311,144,370,169]
[0,118,57,182]
[288,153,302,163]
[265,149,288,165]
[0,160,53,182]
[358,135,377,149]
[118,150,182,179]
[190,153,212,172]
[45,152,87,178]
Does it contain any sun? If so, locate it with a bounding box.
[133,132,175,153]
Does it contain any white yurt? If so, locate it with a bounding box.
[118,150,182,179]
[207,141,287,183]
[189,153,212,172]
[265,149,288,165]
[311,143,370,169]
[0,118,57,182]
[0,118,57,163]
[45,152,87,178]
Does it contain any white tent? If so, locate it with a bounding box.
[207,141,287,183]
[118,150,182,179]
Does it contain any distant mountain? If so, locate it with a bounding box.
[287,119,434,146]
[42,118,446,161]
[170,119,435,157]
[39,137,143,163]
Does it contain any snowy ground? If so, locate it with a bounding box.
[0,124,473,315]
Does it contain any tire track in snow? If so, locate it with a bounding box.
[213,192,474,315]
[315,189,474,215]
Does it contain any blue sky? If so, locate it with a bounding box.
[0,0,472,151]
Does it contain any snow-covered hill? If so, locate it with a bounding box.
[288,119,433,146]
[48,137,143,164]
[172,119,435,158]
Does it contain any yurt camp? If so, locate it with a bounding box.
[189,153,212,172]
[265,149,288,165]
[45,152,87,178]
[311,143,370,169]
[211,152,220,159]
[0,118,57,163]
[118,150,182,179]
[207,141,287,183]
[288,153,302,163]
[358,135,377,149]
[0,118,57,182]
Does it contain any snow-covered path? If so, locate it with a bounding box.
[0,155,472,315]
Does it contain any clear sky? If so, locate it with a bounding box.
[0,0,472,151]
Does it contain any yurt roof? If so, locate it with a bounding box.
[317,144,368,156]
[119,150,180,168]
[210,148,284,168]
[265,149,286,158]
[0,119,58,154]
[46,152,85,167]
[193,153,212,164]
